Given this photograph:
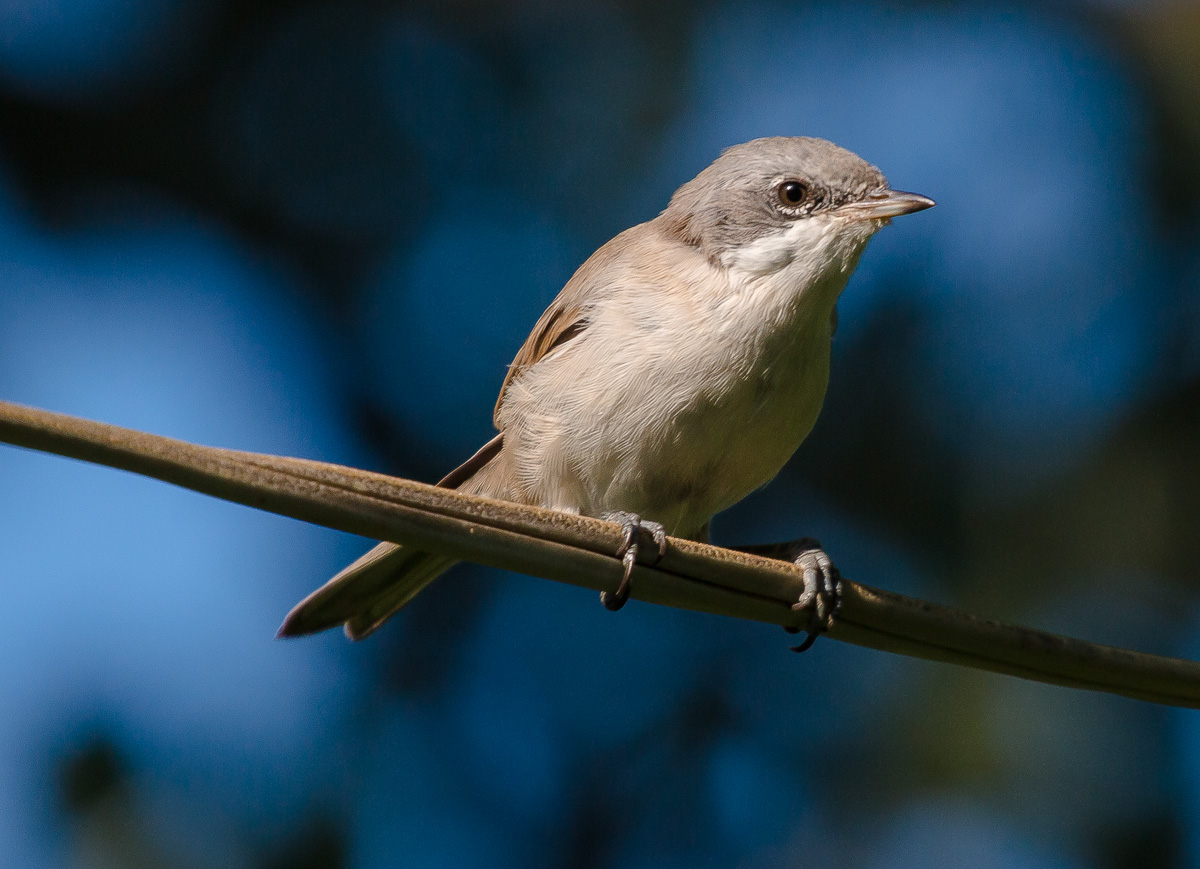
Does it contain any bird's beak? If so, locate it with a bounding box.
[840,189,936,220]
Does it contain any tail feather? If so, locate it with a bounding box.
[278,433,506,640]
[342,551,457,640]
[277,542,457,639]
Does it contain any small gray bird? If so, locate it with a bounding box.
[279,136,933,642]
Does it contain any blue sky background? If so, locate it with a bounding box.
[1,1,1199,867]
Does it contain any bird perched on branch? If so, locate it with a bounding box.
[279,136,934,644]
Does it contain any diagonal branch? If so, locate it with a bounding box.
[2,398,1199,708]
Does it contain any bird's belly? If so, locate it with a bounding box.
[646,361,826,525]
[578,334,831,537]
[498,294,837,539]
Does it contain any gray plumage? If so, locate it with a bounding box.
[279,136,932,640]
[663,137,887,254]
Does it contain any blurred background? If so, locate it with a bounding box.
[1,0,1199,866]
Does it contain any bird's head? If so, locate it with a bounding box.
[662,136,934,283]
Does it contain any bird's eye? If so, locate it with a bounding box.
[778,180,810,207]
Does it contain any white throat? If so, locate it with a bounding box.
[717,215,878,317]
[721,215,873,276]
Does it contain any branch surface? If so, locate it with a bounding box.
[2,399,1199,708]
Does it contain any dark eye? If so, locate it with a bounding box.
[778,180,810,207]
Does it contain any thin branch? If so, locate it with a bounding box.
[2,398,1199,709]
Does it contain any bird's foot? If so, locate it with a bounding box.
[738,537,841,651]
[780,538,841,652]
[599,512,668,611]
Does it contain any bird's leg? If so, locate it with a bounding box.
[599,511,668,611]
[734,537,841,652]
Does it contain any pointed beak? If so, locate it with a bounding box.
[840,189,936,220]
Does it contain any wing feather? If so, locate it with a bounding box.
[493,294,589,422]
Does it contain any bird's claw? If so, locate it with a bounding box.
[781,538,841,652]
[600,512,667,611]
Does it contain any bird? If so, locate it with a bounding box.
[278,136,934,643]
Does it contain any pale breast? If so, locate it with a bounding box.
[492,219,857,538]
[622,302,834,533]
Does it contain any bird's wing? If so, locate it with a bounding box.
[437,432,504,488]
[492,220,681,423]
[493,296,589,423]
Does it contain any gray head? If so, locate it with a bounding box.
[661,137,933,262]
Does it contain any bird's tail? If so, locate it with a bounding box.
[277,433,507,641]
[277,543,459,640]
